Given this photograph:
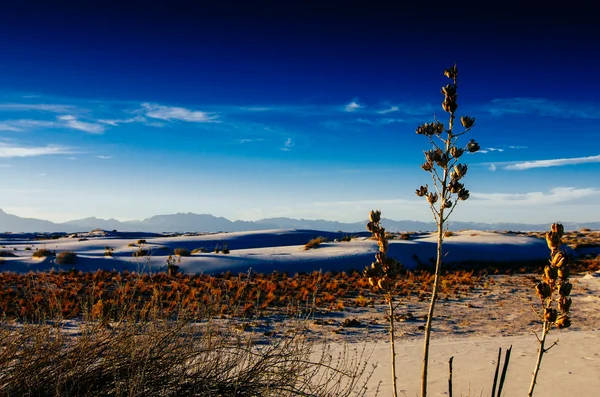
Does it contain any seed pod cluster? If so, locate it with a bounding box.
[536,223,572,329]
[363,210,402,292]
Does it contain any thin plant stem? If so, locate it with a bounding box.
[528,321,549,396]
[389,293,399,397]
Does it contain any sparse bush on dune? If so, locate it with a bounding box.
[32,248,54,258]
[173,247,190,256]
[55,251,77,265]
[132,248,149,257]
[304,236,328,250]
[191,247,208,254]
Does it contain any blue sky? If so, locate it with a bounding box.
[0,2,598,225]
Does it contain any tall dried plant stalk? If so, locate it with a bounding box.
[363,210,402,397]
[528,223,572,396]
[415,64,479,396]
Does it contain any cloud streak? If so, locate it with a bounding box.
[57,115,105,134]
[142,103,218,122]
[487,98,600,119]
[506,154,600,170]
[0,143,74,158]
[0,103,76,113]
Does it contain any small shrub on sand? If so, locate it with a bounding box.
[132,249,149,257]
[136,239,147,245]
[444,230,454,237]
[304,236,328,250]
[222,244,230,254]
[173,247,191,256]
[55,251,77,265]
[32,249,54,258]
[127,243,137,247]
[191,247,208,254]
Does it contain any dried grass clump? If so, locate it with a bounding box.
[304,237,328,250]
[0,293,375,397]
[173,247,190,256]
[55,251,77,265]
[32,248,54,258]
[191,247,208,254]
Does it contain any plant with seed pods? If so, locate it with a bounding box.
[415,64,479,397]
[528,223,572,396]
[363,209,403,397]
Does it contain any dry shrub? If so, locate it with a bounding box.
[304,237,328,250]
[191,247,208,254]
[173,247,191,256]
[0,290,375,397]
[55,251,77,265]
[32,249,54,258]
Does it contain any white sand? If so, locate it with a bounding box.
[0,229,550,274]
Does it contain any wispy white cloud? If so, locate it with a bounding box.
[0,103,76,113]
[487,98,600,119]
[472,187,598,205]
[0,143,74,158]
[57,115,105,134]
[508,145,527,149]
[142,103,218,122]
[237,138,264,144]
[489,164,497,171]
[280,137,295,151]
[378,105,399,114]
[97,155,112,159]
[345,101,363,112]
[506,154,600,170]
[97,116,145,126]
[487,147,504,152]
[0,123,22,132]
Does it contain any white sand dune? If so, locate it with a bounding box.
[0,229,551,274]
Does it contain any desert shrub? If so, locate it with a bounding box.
[222,244,230,254]
[173,247,191,256]
[191,247,208,254]
[340,235,353,242]
[304,236,328,250]
[127,243,137,247]
[0,251,17,258]
[132,249,149,257]
[444,230,454,237]
[55,251,77,265]
[399,233,411,240]
[0,292,374,397]
[580,227,591,232]
[24,246,31,251]
[32,249,54,258]
[136,239,147,245]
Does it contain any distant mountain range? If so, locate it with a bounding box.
[0,209,598,233]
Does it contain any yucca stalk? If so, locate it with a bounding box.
[528,223,572,396]
[363,210,402,397]
[415,64,479,397]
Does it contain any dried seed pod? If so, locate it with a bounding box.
[466,139,480,153]
[427,192,438,205]
[559,281,572,297]
[416,185,429,197]
[555,314,571,329]
[544,265,558,282]
[557,266,570,280]
[444,64,458,80]
[450,164,468,181]
[421,162,433,172]
[441,84,457,97]
[544,308,558,323]
[535,281,551,300]
[442,199,452,209]
[378,277,391,290]
[545,231,562,251]
[460,116,475,129]
[558,296,572,312]
[448,180,463,194]
[551,251,567,268]
[551,223,564,237]
[450,147,464,159]
[458,188,470,201]
[369,210,381,223]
